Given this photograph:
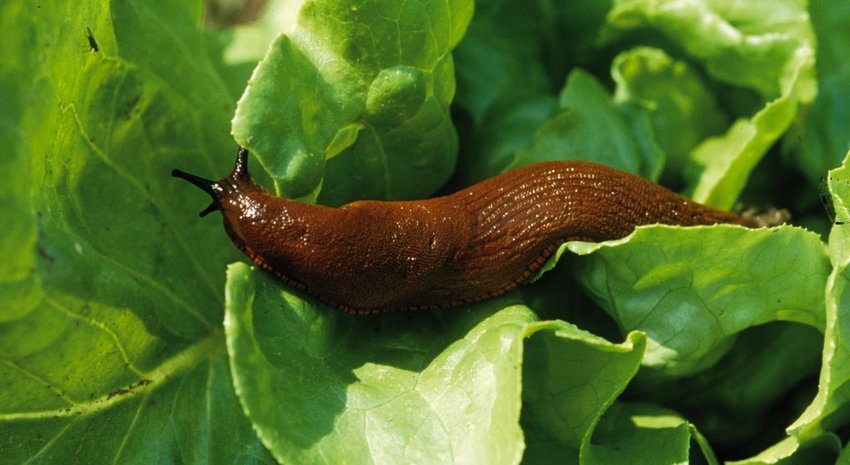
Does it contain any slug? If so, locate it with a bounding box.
[172,147,761,314]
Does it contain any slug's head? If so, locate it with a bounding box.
[171,146,263,217]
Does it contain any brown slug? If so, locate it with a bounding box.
[172,147,761,314]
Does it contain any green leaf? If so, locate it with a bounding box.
[790,150,850,439]
[511,69,659,178]
[563,225,829,375]
[686,57,810,209]
[603,0,817,209]
[727,435,841,465]
[220,0,303,65]
[0,3,38,321]
[584,403,719,465]
[450,0,559,183]
[0,325,269,464]
[808,0,850,77]
[603,0,815,99]
[628,323,823,452]
[794,0,850,186]
[796,74,850,187]
[611,47,727,181]
[232,0,474,204]
[6,0,848,463]
[520,324,646,464]
[225,263,531,465]
[838,439,850,465]
[1,1,272,462]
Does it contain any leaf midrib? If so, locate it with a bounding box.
[0,331,224,422]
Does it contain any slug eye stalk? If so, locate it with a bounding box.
[171,169,219,217]
[171,147,253,217]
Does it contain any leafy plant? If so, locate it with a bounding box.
[3,0,850,464]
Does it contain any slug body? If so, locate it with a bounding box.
[173,148,756,314]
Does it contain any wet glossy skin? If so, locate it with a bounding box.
[173,148,757,314]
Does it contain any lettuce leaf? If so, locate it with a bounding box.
[0,1,272,463]
[231,0,473,204]
[511,69,660,179]
[5,0,850,463]
[790,153,850,439]
[795,0,850,188]
[225,264,530,465]
[602,0,817,209]
[226,263,649,465]
[564,225,828,376]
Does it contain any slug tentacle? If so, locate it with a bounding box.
[170,169,220,217]
[173,147,770,314]
[232,146,251,182]
[171,147,260,217]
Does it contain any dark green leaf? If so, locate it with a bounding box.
[1,1,271,462]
